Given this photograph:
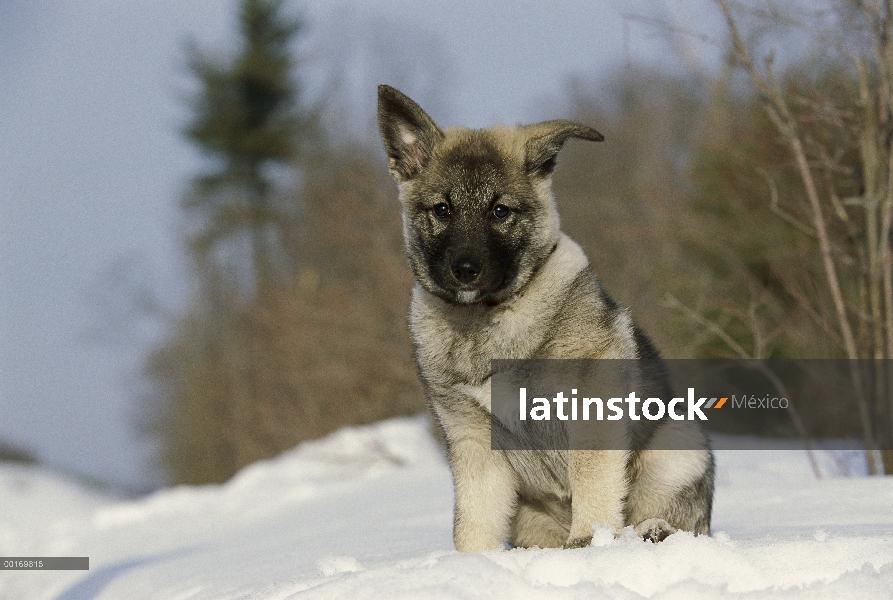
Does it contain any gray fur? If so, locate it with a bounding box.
[377,85,714,551]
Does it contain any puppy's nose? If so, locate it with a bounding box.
[451,258,482,284]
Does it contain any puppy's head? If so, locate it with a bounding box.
[377,85,603,306]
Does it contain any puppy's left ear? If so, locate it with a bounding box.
[378,85,445,182]
[523,120,604,178]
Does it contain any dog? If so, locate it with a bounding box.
[377,85,714,551]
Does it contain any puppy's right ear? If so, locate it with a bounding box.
[378,85,445,182]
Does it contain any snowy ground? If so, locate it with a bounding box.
[1,416,891,600]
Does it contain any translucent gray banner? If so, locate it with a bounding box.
[0,557,89,570]
[489,359,893,450]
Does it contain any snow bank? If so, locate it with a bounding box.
[1,416,891,599]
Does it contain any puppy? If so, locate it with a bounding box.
[377,85,713,551]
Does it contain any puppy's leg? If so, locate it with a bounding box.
[511,500,570,549]
[448,436,518,552]
[435,381,518,552]
[565,449,628,548]
[625,422,714,539]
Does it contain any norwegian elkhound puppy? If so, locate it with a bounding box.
[377,85,714,551]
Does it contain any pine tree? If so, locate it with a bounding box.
[183,0,312,294]
[150,0,315,485]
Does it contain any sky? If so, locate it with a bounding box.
[0,0,726,488]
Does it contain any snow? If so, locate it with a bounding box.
[1,416,891,599]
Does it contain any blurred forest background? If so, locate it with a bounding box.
[144,0,893,483]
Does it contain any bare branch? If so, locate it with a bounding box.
[757,168,857,265]
[770,264,845,349]
[750,361,823,478]
[665,292,822,477]
[718,0,860,361]
[664,293,751,359]
[716,0,880,474]
[757,167,818,236]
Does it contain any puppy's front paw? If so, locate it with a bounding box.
[562,535,592,549]
[634,518,677,543]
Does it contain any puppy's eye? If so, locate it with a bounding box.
[433,203,450,219]
[492,204,510,220]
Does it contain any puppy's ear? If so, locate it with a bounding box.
[378,85,445,181]
[523,120,603,178]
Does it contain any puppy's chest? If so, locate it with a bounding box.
[411,302,545,387]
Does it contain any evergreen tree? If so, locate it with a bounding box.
[150,0,315,485]
[183,0,312,294]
